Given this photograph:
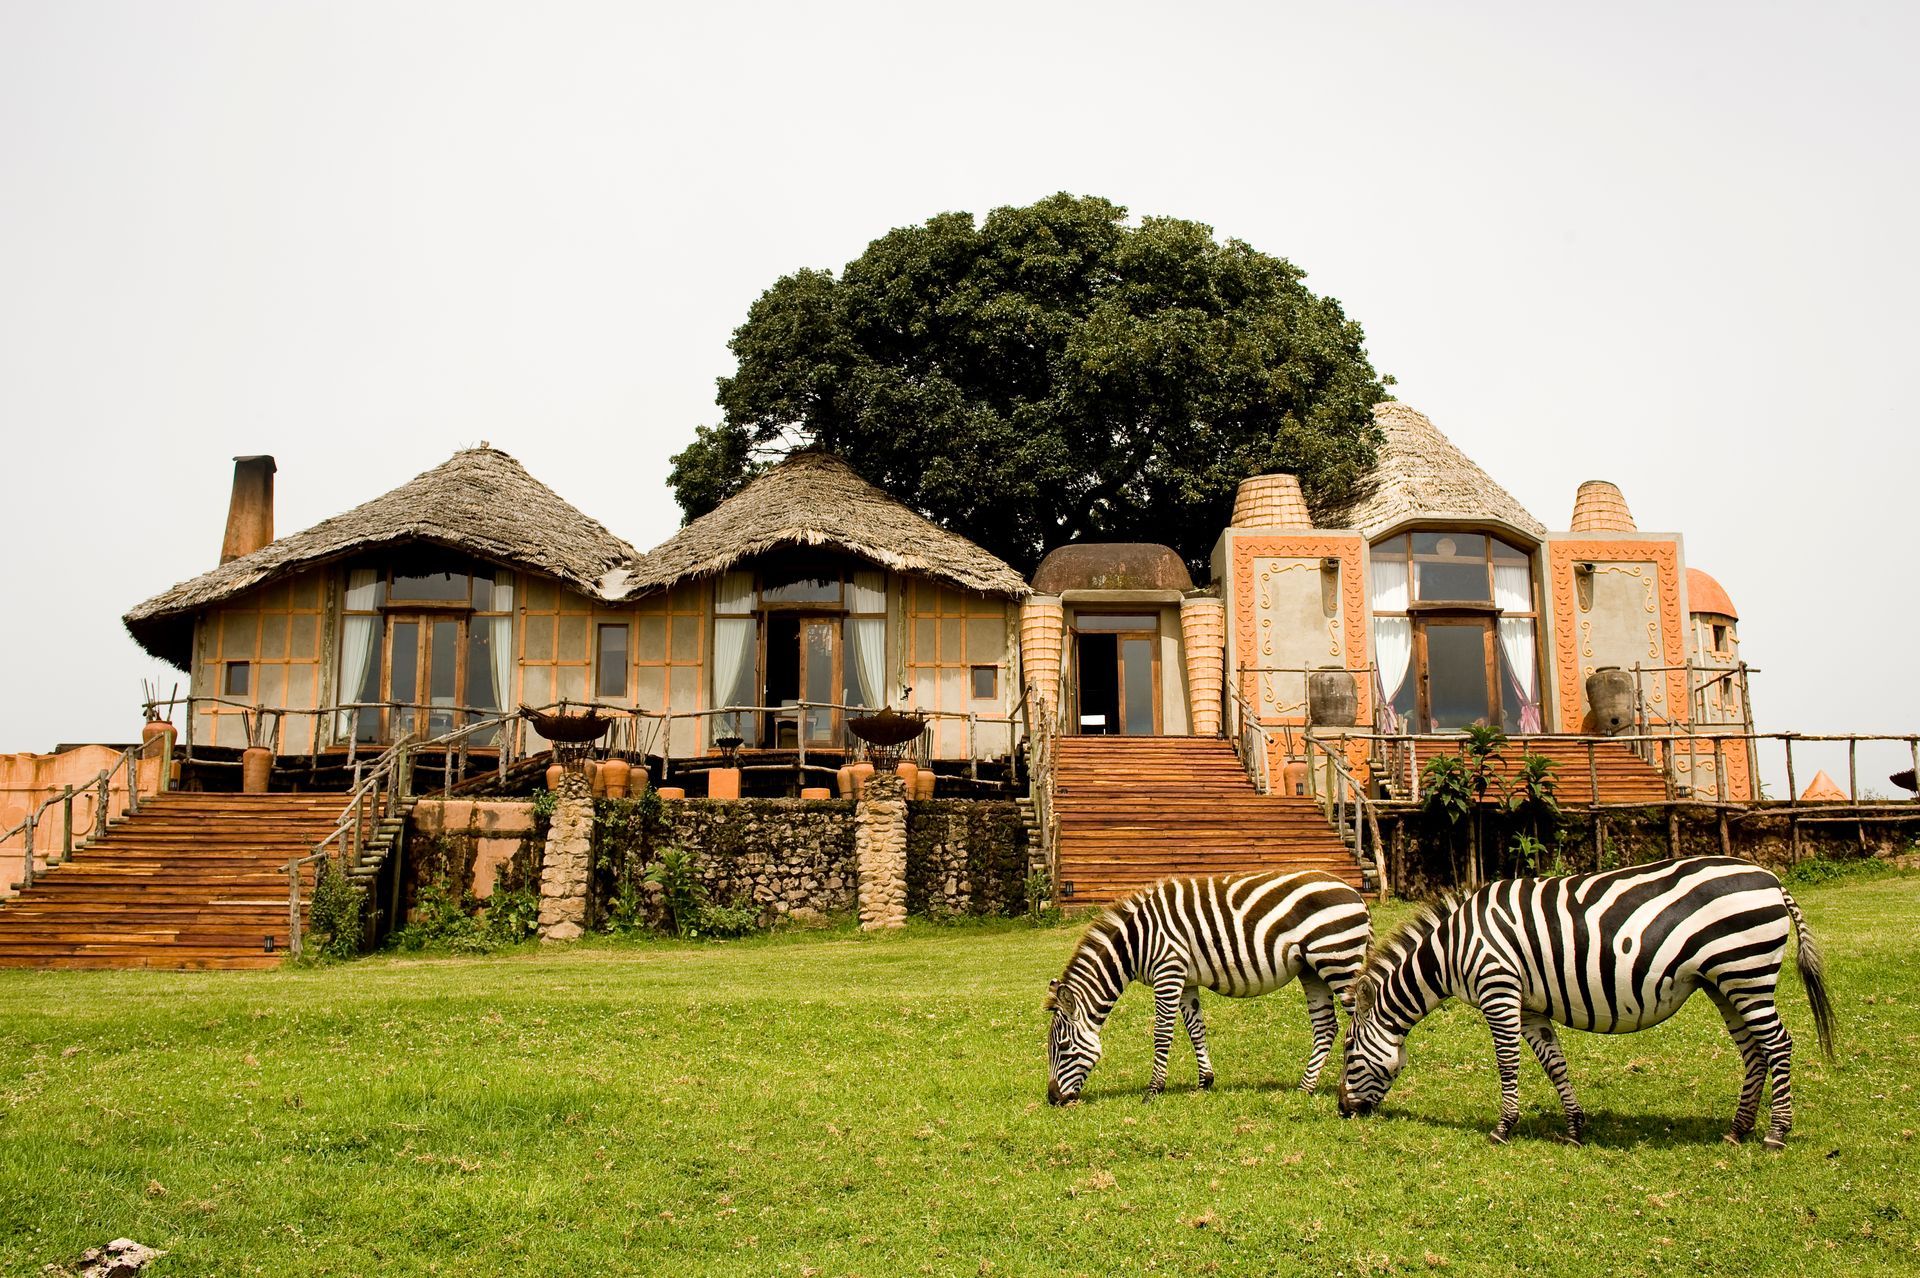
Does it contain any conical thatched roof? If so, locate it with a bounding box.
[126,447,638,667]
[1316,402,1546,540]
[622,452,1028,599]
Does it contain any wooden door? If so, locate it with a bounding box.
[798,617,841,746]
[1415,616,1497,732]
[386,614,464,742]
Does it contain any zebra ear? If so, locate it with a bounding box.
[1044,978,1062,1011]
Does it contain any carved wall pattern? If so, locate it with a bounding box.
[1230,535,1370,729]
[1547,540,1687,732]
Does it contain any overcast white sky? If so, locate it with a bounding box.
[2,1,1915,792]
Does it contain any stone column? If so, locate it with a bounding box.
[1018,595,1065,720]
[538,771,593,942]
[854,771,908,931]
[1179,596,1226,737]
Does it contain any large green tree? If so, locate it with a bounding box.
[670,193,1387,576]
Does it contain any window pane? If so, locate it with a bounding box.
[1074,613,1158,632]
[1425,623,1492,730]
[971,665,998,700]
[1120,638,1156,735]
[223,662,250,697]
[391,569,469,602]
[1413,532,1491,602]
[596,625,630,699]
[758,561,841,604]
[466,625,497,714]
[1491,537,1528,563]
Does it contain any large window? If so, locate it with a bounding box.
[1370,532,1541,733]
[336,554,514,744]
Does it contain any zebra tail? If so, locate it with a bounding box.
[1781,889,1836,1061]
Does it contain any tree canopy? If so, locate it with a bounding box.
[669,193,1387,577]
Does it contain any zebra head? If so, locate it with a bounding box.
[1337,980,1406,1117]
[1046,978,1102,1105]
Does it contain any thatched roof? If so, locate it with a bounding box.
[126,447,638,668]
[623,452,1028,599]
[1317,402,1546,541]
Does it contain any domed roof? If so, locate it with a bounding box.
[1687,567,1737,620]
[1031,543,1194,594]
[1570,480,1638,533]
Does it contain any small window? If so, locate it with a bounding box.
[223,661,251,697]
[1711,624,1730,653]
[970,665,998,700]
[595,625,630,699]
[1073,614,1158,633]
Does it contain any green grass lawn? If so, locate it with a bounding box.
[2,870,1917,1277]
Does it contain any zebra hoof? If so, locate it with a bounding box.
[1488,1128,1511,1147]
[1723,1131,1745,1146]
[1198,1072,1215,1091]
[1557,1132,1583,1148]
[1762,1133,1787,1151]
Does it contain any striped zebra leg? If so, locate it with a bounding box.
[1481,993,1527,1145]
[1706,986,1769,1143]
[1520,1017,1585,1145]
[1757,1011,1796,1149]
[1297,975,1340,1094]
[1180,989,1216,1090]
[1145,967,1185,1101]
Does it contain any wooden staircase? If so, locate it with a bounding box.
[1053,736,1365,906]
[0,793,348,970]
[1380,736,1670,805]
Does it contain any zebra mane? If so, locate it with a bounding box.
[1355,896,1459,1011]
[1048,907,1130,1011]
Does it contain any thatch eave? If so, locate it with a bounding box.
[620,453,1030,601]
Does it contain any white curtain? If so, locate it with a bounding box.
[1494,563,1532,612]
[712,616,756,737]
[1499,617,1542,733]
[845,617,885,710]
[1370,557,1409,612]
[848,569,885,614]
[334,568,380,739]
[1372,617,1413,733]
[716,570,754,614]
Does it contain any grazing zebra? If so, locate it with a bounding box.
[1338,856,1835,1148]
[1045,870,1372,1105]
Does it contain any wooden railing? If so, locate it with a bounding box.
[1304,736,1389,900]
[1021,688,1060,887]
[2,737,166,892]
[284,736,413,958]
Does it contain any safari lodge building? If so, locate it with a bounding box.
[0,400,1783,965]
[120,402,1755,804]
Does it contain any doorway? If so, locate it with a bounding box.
[761,614,841,747]
[386,614,464,741]
[1414,616,1498,732]
[1071,614,1160,735]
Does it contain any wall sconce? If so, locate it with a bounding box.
[1319,556,1340,617]
[1574,561,1596,612]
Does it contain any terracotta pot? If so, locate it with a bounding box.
[800,787,832,800]
[1282,760,1310,797]
[849,761,875,798]
[1307,668,1359,727]
[545,763,565,792]
[1587,668,1636,736]
[707,767,742,801]
[585,759,606,797]
[915,770,936,800]
[656,786,686,800]
[141,721,177,789]
[836,765,854,799]
[241,746,272,795]
[893,762,919,792]
[601,758,632,799]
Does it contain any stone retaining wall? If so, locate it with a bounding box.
[407,794,1034,926]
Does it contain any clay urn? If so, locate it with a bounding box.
[849,760,875,798]
[836,764,854,798]
[601,758,632,800]
[1282,759,1310,797]
[656,786,686,800]
[545,763,565,792]
[708,768,742,801]
[800,787,833,800]
[241,745,273,795]
[893,761,919,793]
[915,770,936,799]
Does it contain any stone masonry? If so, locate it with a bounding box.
[854,772,908,930]
[538,771,593,941]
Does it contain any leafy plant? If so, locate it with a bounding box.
[306,857,365,960]
[530,788,559,821]
[389,879,490,954]
[692,902,763,939]
[605,876,649,934]
[644,846,706,938]
[485,886,540,945]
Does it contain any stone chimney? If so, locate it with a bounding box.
[220,455,277,564]
[1568,480,1636,533]
[1231,473,1313,530]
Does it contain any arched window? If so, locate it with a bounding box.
[1369,532,1542,733]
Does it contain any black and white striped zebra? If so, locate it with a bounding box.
[1045,870,1372,1105]
[1337,855,1835,1147]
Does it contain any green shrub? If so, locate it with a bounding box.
[644,846,705,938]
[1783,856,1897,887]
[389,879,490,953]
[306,857,366,960]
[485,886,540,945]
[692,901,763,939]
